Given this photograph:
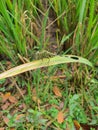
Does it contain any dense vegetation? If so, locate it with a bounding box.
[0,0,98,129]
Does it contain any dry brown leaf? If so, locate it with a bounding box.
[10,127,16,130]
[0,128,4,130]
[16,114,25,121]
[73,120,81,130]
[1,101,10,110]
[1,92,11,102]
[10,128,15,130]
[3,116,9,125]
[1,92,17,104]
[9,96,17,103]
[57,111,64,124]
[32,96,41,104]
[53,86,62,97]
[5,92,11,97]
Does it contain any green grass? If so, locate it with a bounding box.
[0,0,98,129]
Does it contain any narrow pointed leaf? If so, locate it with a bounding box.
[0,55,93,80]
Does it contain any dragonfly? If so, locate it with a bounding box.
[35,50,56,60]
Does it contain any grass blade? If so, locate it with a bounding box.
[0,55,93,80]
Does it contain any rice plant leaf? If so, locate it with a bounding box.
[0,55,93,80]
[79,0,86,23]
[87,0,95,36]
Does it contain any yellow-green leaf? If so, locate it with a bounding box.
[0,55,93,80]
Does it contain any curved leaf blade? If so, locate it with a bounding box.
[0,55,93,80]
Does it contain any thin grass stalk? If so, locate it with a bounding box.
[87,0,95,37]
